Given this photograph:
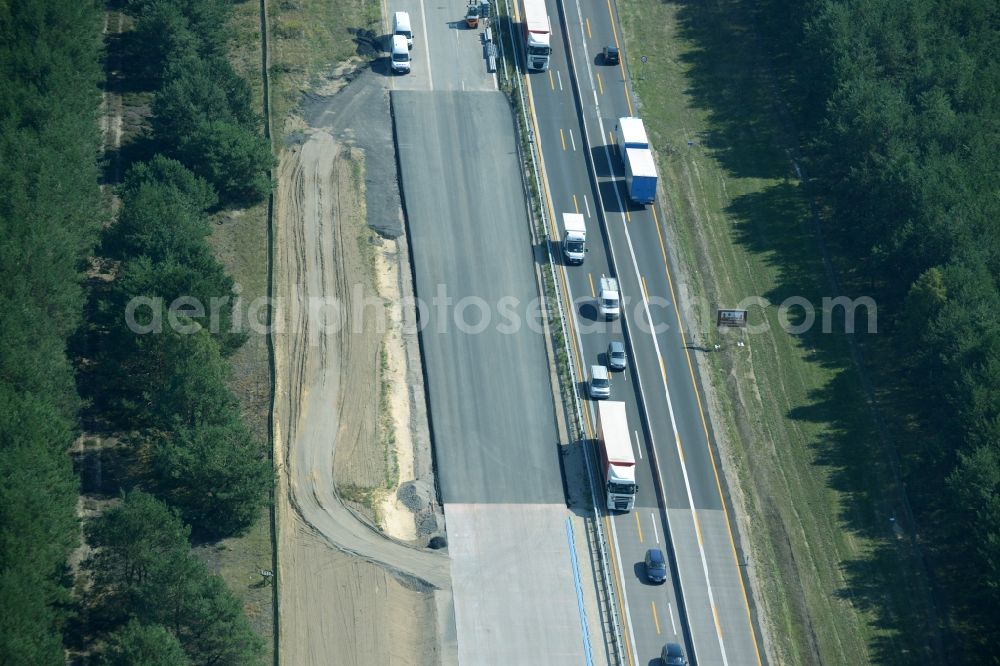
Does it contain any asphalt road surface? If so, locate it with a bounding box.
[395,90,593,664]
[518,0,767,662]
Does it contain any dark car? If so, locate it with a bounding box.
[608,340,627,371]
[644,548,667,583]
[661,642,688,666]
[603,45,620,65]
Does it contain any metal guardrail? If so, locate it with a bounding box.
[494,3,626,662]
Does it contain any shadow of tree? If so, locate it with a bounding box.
[667,0,946,660]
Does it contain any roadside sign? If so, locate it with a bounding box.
[717,309,748,328]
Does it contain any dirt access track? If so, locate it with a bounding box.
[272,107,453,662]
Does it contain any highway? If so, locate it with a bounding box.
[384,0,607,661]
[379,0,765,660]
[517,0,766,662]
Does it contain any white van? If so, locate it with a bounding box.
[390,34,411,74]
[599,276,621,320]
[393,11,413,49]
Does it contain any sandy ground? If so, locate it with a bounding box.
[376,244,418,541]
[273,131,450,665]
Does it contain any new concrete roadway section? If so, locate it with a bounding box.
[386,0,620,661]
[395,89,594,664]
[516,0,767,662]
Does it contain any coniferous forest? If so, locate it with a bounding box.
[757,0,1000,658]
[0,2,104,661]
[1,0,997,662]
[1,1,271,663]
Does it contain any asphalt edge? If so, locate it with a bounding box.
[257,0,280,662]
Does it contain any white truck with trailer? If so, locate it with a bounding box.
[614,117,658,205]
[521,0,552,71]
[596,401,637,511]
[615,116,650,151]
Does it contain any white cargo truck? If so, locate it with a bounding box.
[596,401,637,511]
[521,0,552,70]
[623,147,657,204]
[615,117,658,204]
[615,117,650,153]
[562,213,586,264]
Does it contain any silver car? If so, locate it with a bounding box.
[589,365,611,399]
[608,341,627,371]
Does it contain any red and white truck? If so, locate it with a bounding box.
[521,0,552,71]
[596,401,637,511]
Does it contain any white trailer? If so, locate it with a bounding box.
[521,0,552,70]
[596,401,636,512]
[615,117,650,153]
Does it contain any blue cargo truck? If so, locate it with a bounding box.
[623,147,657,204]
[615,117,658,205]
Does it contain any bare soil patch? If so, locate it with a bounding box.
[272,131,445,664]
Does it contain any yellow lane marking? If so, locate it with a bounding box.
[586,17,592,38]
[635,511,644,543]
[652,602,662,634]
[652,197,764,665]
[693,510,703,546]
[573,194,579,213]
[603,0,633,116]
[652,205,667,263]
[548,69,555,90]
[560,127,566,150]
[523,57,640,666]
[588,273,596,298]
[713,604,724,639]
[597,71,604,95]
[625,209,631,223]
[641,276,649,300]
[604,515,637,666]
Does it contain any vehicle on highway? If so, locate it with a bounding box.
[644,548,667,583]
[660,642,688,665]
[622,147,658,204]
[596,401,637,511]
[390,35,411,73]
[562,212,586,264]
[521,0,552,70]
[393,11,413,48]
[615,117,650,151]
[603,44,619,65]
[608,340,627,371]
[589,364,611,399]
[599,276,620,319]
[615,117,658,204]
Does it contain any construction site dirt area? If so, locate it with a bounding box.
[272,129,449,665]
